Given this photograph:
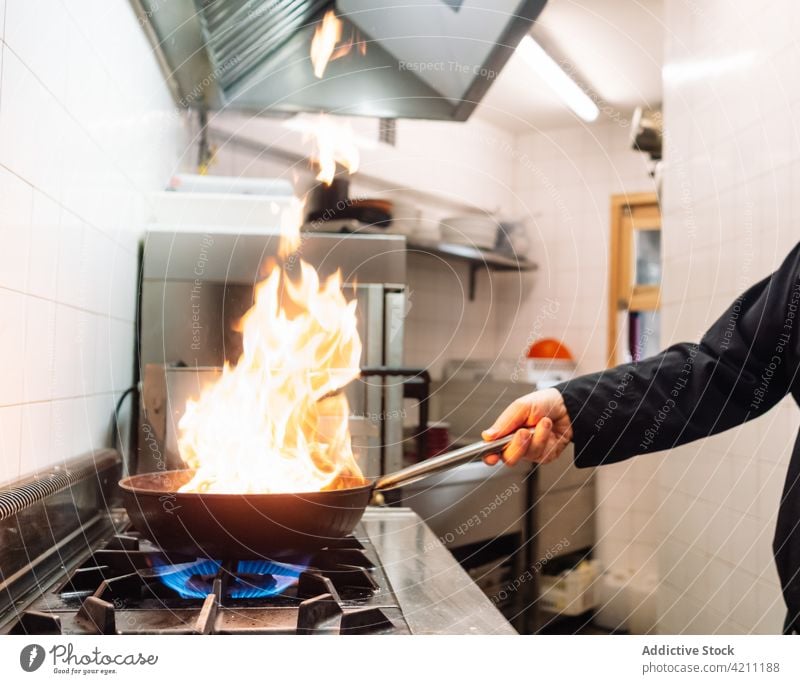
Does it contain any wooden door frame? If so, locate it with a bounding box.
[607,191,661,368]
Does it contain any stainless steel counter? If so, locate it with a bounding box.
[362,507,517,635]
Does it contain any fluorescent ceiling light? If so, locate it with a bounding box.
[517,35,599,122]
[663,51,756,84]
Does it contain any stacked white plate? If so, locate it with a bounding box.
[439,215,499,249]
[385,200,422,236]
[382,198,442,242]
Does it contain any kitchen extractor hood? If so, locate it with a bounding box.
[134,0,547,121]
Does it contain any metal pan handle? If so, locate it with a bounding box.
[374,434,515,492]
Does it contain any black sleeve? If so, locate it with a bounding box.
[554,242,800,468]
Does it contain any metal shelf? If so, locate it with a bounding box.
[407,238,538,300]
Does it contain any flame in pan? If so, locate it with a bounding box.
[177,208,365,495]
[176,7,370,495]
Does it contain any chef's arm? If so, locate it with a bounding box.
[484,242,800,467]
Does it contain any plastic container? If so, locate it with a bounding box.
[539,560,600,616]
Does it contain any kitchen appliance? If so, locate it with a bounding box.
[525,339,578,387]
[138,230,409,480]
[0,453,515,635]
[119,436,513,558]
[133,0,547,121]
[151,189,295,231]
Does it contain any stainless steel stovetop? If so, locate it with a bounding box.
[0,452,515,636]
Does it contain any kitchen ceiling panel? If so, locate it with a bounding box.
[476,0,664,131]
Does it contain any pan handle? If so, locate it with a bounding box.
[374,435,515,492]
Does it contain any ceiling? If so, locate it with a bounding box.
[475,0,664,132]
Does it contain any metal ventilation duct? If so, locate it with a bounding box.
[133,0,547,121]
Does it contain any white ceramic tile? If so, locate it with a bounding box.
[93,315,113,395]
[55,212,86,309]
[0,0,187,481]
[26,189,60,299]
[728,569,762,628]
[109,318,135,392]
[754,580,787,634]
[22,295,56,402]
[655,0,800,633]
[51,304,89,399]
[49,397,78,465]
[3,0,68,100]
[72,395,97,457]
[0,19,3,109]
[0,404,21,485]
[18,399,52,475]
[0,49,64,200]
[0,287,25,406]
[0,166,32,291]
[88,392,114,453]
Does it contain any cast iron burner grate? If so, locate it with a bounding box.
[7,527,408,635]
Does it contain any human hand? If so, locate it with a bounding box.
[481,387,573,466]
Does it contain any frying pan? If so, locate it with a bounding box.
[118,435,514,559]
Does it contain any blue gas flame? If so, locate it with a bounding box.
[152,559,222,599]
[230,560,305,599]
[152,558,305,600]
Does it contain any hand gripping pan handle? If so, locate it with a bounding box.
[374,434,515,492]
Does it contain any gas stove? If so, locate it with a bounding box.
[0,451,515,636]
[6,517,409,635]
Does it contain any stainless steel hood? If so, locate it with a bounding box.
[134,0,547,121]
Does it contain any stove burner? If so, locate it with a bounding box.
[151,558,305,600]
[232,560,306,599]
[8,529,406,635]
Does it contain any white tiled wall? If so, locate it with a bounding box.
[657,0,800,633]
[502,122,656,372]
[0,1,188,484]
[505,121,661,624]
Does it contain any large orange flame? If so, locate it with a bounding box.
[310,9,366,79]
[310,10,342,79]
[309,114,360,185]
[176,264,364,494]
[177,214,365,494]
[308,10,364,185]
[176,11,370,495]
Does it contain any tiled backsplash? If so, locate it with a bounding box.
[502,121,656,373]
[0,1,187,484]
[658,0,800,633]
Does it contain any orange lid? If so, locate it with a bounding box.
[527,338,573,360]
